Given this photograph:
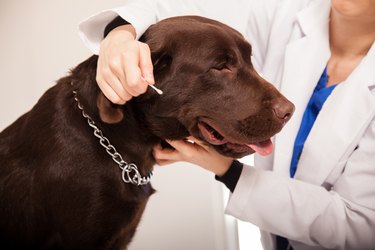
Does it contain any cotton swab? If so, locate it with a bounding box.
[141,77,163,95]
[148,84,163,95]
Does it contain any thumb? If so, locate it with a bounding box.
[165,139,198,154]
[153,142,182,162]
[139,43,154,84]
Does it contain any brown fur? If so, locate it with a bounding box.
[0,16,293,249]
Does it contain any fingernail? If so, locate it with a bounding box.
[144,73,154,84]
[165,139,174,145]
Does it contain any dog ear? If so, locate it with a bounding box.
[139,26,173,79]
[96,92,124,124]
[152,52,172,77]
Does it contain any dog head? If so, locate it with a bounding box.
[102,16,295,159]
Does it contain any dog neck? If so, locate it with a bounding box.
[69,56,160,178]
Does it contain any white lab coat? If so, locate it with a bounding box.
[79,0,375,249]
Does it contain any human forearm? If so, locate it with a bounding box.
[78,0,270,54]
[103,16,131,38]
[226,165,375,249]
[78,0,158,54]
[215,160,244,192]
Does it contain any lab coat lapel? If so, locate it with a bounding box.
[272,0,331,176]
[295,43,375,185]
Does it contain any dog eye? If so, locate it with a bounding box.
[211,60,232,71]
[211,64,232,72]
[209,54,235,72]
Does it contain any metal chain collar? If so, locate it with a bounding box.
[72,90,152,186]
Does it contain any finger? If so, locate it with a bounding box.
[165,139,203,159]
[165,139,192,152]
[123,47,149,96]
[172,137,209,152]
[153,144,182,162]
[97,58,128,104]
[100,69,133,102]
[185,136,205,145]
[185,136,211,151]
[108,56,127,90]
[139,43,154,84]
[96,77,126,104]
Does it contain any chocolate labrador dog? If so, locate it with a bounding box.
[0,16,294,249]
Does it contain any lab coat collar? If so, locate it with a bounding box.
[271,0,332,176]
[259,0,375,185]
[295,43,375,185]
[296,0,332,37]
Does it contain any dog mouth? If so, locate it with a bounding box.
[197,121,273,156]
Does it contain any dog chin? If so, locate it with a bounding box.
[196,120,271,158]
[214,143,256,159]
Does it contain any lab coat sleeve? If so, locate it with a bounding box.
[226,120,375,249]
[77,0,283,58]
[78,0,158,55]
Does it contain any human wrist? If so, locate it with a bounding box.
[215,160,244,192]
[107,25,136,41]
[103,16,136,42]
[213,157,235,177]
[103,16,130,37]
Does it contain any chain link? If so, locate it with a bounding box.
[73,90,152,186]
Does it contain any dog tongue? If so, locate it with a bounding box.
[246,139,273,156]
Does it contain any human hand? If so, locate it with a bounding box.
[153,137,234,177]
[96,24,155,104]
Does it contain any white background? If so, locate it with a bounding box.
[0,1,263,249]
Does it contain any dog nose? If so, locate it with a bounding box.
[272,99,294,122]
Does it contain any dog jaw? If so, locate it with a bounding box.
[196,119,274,157]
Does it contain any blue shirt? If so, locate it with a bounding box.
[290,67,337,178]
